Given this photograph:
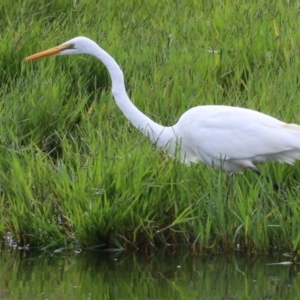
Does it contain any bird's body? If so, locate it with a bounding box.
[173,105,300,172]
[24,37,300,174]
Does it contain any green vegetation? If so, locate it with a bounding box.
[1,0,300,252]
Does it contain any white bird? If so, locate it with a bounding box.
[24,37,300,178]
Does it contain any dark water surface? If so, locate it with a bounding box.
[0,248,299,299]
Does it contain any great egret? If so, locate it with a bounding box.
[24,37,300,178]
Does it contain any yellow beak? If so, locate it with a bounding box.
[24,44,66,61]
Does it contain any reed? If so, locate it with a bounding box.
[1,0,300,252]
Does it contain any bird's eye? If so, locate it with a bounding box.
[68,43,75,49]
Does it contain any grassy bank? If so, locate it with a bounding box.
[1,0,300,253]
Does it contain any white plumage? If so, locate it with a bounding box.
[24,37,300,174]
[174,105,300,172]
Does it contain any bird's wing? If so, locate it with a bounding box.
[178,106,300,162]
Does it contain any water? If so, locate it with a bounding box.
[0,248,299,299]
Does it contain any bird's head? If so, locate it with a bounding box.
[24,37,97,61]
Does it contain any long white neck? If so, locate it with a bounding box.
[90,43,176,151]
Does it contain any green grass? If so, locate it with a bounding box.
[1,0,300,253]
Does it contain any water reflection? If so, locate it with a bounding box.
[0,248,299,299]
